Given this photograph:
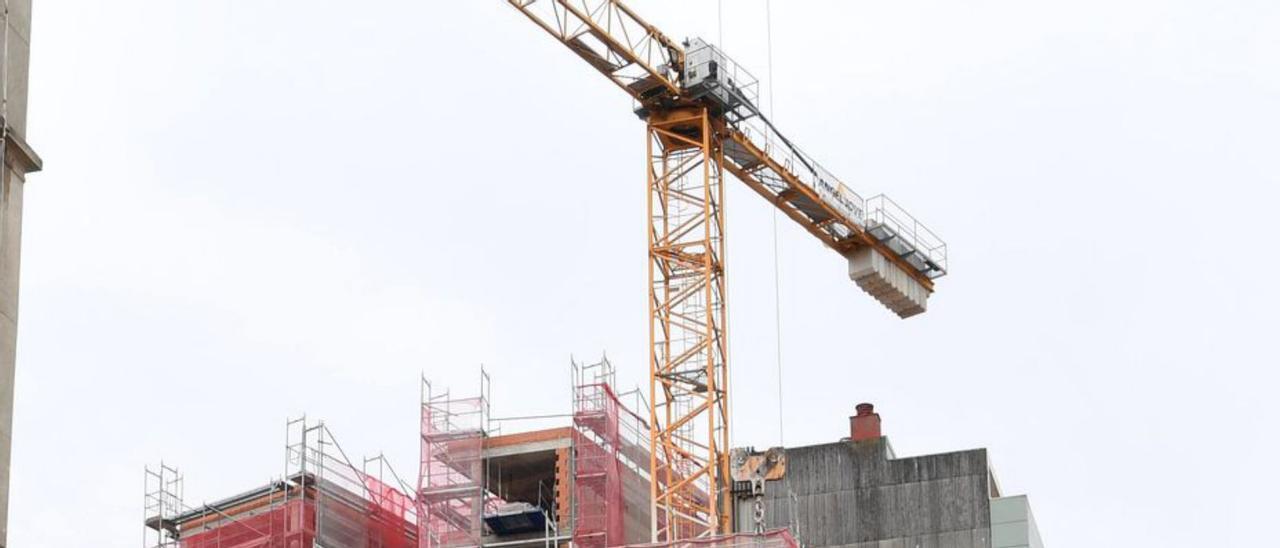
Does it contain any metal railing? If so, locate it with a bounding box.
[683,38,761,124]
[865,194,948,277]
[677,37,950,280]
[733,118,867,236]
[731,101,948,278]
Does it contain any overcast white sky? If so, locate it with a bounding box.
[9,0,1280,546]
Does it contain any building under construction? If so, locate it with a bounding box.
[144,359,1043,548]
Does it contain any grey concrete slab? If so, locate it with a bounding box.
[741,439,995,547]
[0,4,38,545]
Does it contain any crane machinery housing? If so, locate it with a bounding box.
[505,0,949,543]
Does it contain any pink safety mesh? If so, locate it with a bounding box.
[419,396,486,548]
[574,382,624,548]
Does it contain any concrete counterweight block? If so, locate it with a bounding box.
[847,247,929,319]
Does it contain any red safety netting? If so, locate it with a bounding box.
[179,473,418,547]
[333,473,417,548]
[307,445,419,548]
[180,499,315,548]
[366,475,415,520]
[574,382,624,548]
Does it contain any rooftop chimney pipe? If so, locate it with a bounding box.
[850,403,882,442]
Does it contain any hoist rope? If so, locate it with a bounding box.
[765,0,786,447]
[718,0,724,45]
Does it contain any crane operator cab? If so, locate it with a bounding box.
[681,38,761,124]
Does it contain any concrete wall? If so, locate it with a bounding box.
[0,2,37,546]
[619,461,651,545]
[991,496,1043,548]
[738,439,993,548]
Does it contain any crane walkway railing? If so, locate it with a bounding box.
[726,114,948,281]
[678,35,947,280]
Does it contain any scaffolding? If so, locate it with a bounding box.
[622,529,798,548]
[419,371,491,548]
[145,366,663,548]
[143,418,418,547]
[365,454,420,546]
[571,357,653,548]
[178,493,312,548]
[572,358,622,548]
[143,463,184,548]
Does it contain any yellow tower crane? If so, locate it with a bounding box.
[504,0,948,541]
